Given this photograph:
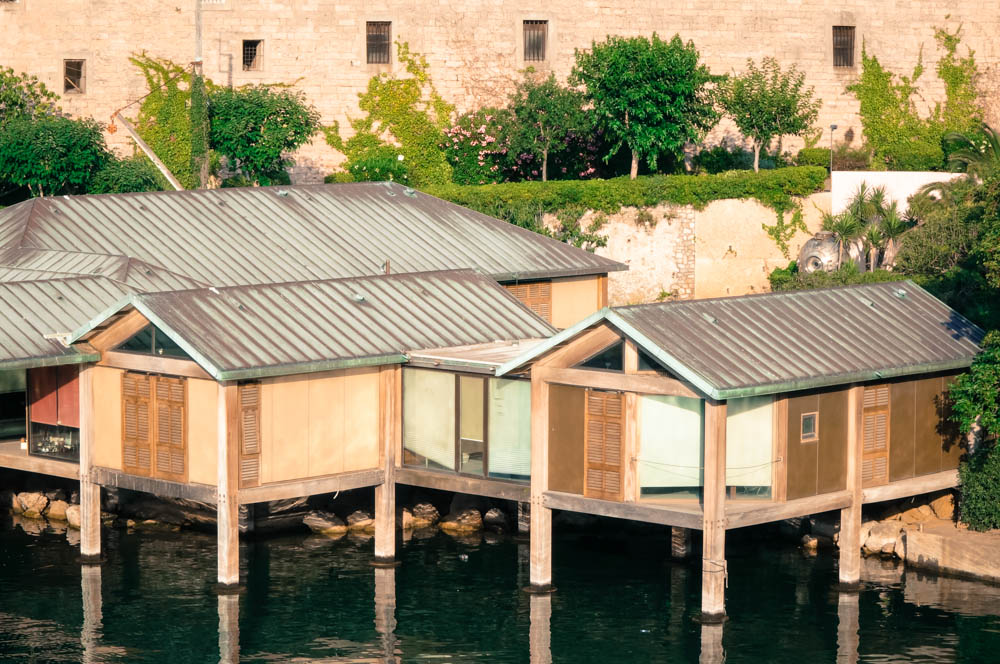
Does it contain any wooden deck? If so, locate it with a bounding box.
[0,440,79,480]
[396,467,531,502]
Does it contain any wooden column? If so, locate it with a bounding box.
[217,382,240,587]
[375,366,399,562]
[701,399,727,620]
[217,594,240,663]
[839,385,865,589]
[623,341,639,502]
[529,370,553,590]
[79,363,102,562]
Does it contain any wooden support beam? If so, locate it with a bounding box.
[78,364,101,562]
[0,441,79,479]
[861,469,958,504]
[536,324,620,369]
[623,391,638,502]
[624,340,639,375]
[395,468,529,501]
[773,396,788,502]
[237,469,383,504]
[91,467,217,503]
[724,490,852,530]
[375,366,398,562]
[839,385,864,589]
[217,382,240,587]
[99,351,212,380]
[86,309,150,352]
[701,399,727,621]
[543,491,703,529]
[529,370,553,590]
[535,366,700,398]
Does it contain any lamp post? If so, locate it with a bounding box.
[829,124,838,174]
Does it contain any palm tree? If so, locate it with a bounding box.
[822,210,862,269]
[862,224,884,272]
[944,122,1000,179]
[880,201,913,268]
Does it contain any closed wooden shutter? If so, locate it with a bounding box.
[504,281,552,323]
[861,385,890,487]
[238,382,261,488]
[584,389,623,501]
[154,376,187,482]
[122,372,153,476]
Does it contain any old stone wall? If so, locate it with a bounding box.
[2,1,999,181]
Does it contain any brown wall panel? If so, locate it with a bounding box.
[548,383,585,494]
[786,392,819,500]
[914,376,944,477]
[889,380,916,481]
[940,374,965,470]
[817,388,848,494]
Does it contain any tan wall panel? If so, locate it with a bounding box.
[308,370,345,476]
[785,392,819,500]
[92,366,123,471]
[889,380,916,482]
[341,367,380,472]
[914,377,944,477]
[817,388,847,494]
[551,276,601,329]
[262,374,311,483]
[548,384,585,494]
[186,378,218,486]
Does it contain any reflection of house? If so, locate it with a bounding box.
[496,281,981,618]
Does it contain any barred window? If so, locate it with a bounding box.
[367,21,391,64]
[524,20,547,62]
[833,26,855,67]
[64,60,85,94]
[242,40,263,71]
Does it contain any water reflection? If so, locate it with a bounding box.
[374,566,399,663]
[699,622,724,664]
[217,594,239,664]
[529,593,552,664]
[836,592,859,664]
[81,565,102,664]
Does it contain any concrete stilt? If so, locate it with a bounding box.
[700,400,727,621]
[529,593,553,664]
[671,526,692,559]
[217,594,240,664]
[839,386,864,590]
[217,383,240,588]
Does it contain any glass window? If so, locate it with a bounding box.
[242,40,263,71]
[367,22,391,64]
[64,59,85,94]
[523,20,547,62]
[459,375,485,476]
[29,423,79,462]
[726,396,774,498]
[116,324,191,359]
[402,368,455,471]
[638,395,703,498]
[0,370,26,440]
[801,412,818,442]
[579,342,623,371]
[487,378,530,481]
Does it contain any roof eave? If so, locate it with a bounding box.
[0,351,100,371]
[492,263,628,283]
[215,353,408,382]
[495,308,613,376]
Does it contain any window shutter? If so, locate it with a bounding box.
[238,382,261,488]
[504,281,552,323]
[122,372,152,476]
[861,385,890,487]
[584,389,623,501]
[154,376,187,482]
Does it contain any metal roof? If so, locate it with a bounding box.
[0,183,625,288]
[0,277,131,369]
[498,281,984,399]
[71,270,557,381]
[407,339,547,374]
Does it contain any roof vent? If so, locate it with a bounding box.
[403,187,417,197]
[701,312,718,324]
[276,189,289,197]
[894,288,907,299]
[209,287,220,295]
[352,293,366,303]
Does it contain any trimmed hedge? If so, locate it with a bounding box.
[796,148,830,169]
[423,166,827,217]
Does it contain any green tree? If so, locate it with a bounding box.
[0,115,109,197]
[0,67,60,129]
[507,72,588,182]
[209,85,320,185]
[90,157,165,194]
[718,58,821,172]
[571,33,719,179]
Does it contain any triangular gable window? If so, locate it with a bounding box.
[638,348,664,373]
[578,341,623,372]
[115,324,191,359]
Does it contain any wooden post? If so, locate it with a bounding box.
[529,369,553,590]
[529,592,553,664]
[217,594,240,663]
[79,363,102,562]
[701,399,727,621]
[217,382,240,587]
[374,366,398,563]
[80,563,102,664]
[839,385,864,589]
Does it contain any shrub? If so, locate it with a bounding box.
[0,115,109,196]
[958,442,1000,530]
[346,146,409,183]
[882,139,944,171]
[796,148,829,169]
[90,157,165,194]
[442,108,510,185]
[767,261,904,292]
[694,145,755,173]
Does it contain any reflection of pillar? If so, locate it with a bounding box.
[374,566,397,663]
[217,383,240,587]
[529,372,552,590]
[699,622,724,664]
[671,527,692,559]
[529,593,552,664]
[701,400,727,620]
[81,565,103,664]
[517,502,530,535]
[217,594,240,664]
[836,592,860,664]
[839,386,864,589]
[79,364,101,561]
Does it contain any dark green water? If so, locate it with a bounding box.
[1,515,999,663]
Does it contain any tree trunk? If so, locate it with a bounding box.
[542,149,548,183]
[753,143,761,173]
[630,150,639,180]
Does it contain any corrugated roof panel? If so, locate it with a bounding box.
[110,270,557,380]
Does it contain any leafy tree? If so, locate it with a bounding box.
[209,85,320,185]
[718,58,820,172]
[0,67,60,129]
[0,115,109,197]
[507,72,588,182]
[90,157,165,194]
[571,33,719,179]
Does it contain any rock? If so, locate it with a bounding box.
[44,489,67,503]
[132,519,180,532]
[929,493,955,520]
[303,510,347,536]
[448,493,489,516]
[411,502,440,528]
[863,521,903,557]
[440,508,483,534]
[66,504,81,529]
[16,492,48,519]
[894,530,907,559]
[900,505,935,524]
[398,507,413,530]
[14,514,44,536]
[346,509,375,533]
[483,507,508,530]
[801,534,819,551]
[45,499,69,521]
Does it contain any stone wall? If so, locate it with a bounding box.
[2,1,999,182]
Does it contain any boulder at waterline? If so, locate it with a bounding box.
[16,492,48,519]
[346,509,375,533]
[411,502,440,528]
[303,510,348,536]
[864,522,904,557]
[929,493,955,520]
[440,508,483,534]
[483,507,508,531]
[45,499,69,521]
[66,504,81,529]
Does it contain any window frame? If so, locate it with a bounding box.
[800,411,819,443]
[455,373,489,478]
[63,59,86,94]
[523,19,548,62]
[366,21,392,65]
[242,39,263,72]
[832,26,856,68]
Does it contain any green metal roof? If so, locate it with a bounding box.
[497,281,984,399]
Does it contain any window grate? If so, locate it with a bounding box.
[833,26,855,67]
[523,20,547,62]
[242,40,262,71]
[64,60,85,94]
[367,21,391,64]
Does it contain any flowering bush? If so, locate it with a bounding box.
[442,108,511,185]
[507,128,602,181]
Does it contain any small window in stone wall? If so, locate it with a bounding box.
[64,60,85,94]
[833,26,855,67]
[242,40,263,71]
[367,22,391,64]
[524,20,547,62]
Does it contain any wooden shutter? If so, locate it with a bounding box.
[504,281,552,323]
[238,382,261,488]
[584,389,623,501]
[861,385,890,487]
[154,376,187,483]
[28,367,60,426]
[122,372,153,476]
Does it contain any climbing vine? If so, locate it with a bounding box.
[763,207,808,258]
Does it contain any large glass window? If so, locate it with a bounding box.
[638,395,704,498]
[487,378,530,481]
[27,365,80,462]
[0,370,26,440]
[402,368,455,471]
[459,376,485,476]
[725,396,774,499]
